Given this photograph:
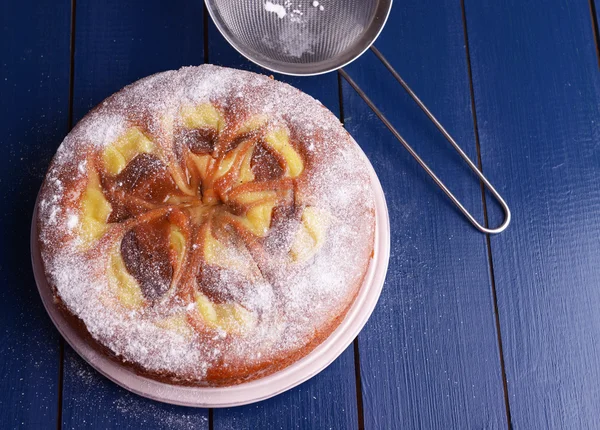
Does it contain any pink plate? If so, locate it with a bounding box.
[31,152,390,408]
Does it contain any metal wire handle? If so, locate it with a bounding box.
[339,46,511,234]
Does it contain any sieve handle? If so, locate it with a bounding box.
[339,46,511,234]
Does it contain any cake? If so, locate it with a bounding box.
[37,65,375,386]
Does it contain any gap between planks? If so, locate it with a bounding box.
[337,70,366,430]
[460,0,512,428]
[57,0,78,428]
[589,0,600,68]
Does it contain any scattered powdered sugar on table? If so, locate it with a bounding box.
[37,65,375,383]
[113,396,207,429]
[67,355,207,429]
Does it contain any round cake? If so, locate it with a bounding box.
[37,65,375,386]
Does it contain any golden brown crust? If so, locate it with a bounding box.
[37,65,375,386]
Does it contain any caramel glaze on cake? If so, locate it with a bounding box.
[37,65,376,386]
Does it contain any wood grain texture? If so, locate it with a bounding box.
[62,347,208,429]
[0,0,71,427]
[61,0,208,427]
[464,1,600,428]
[342,1,508,428]
[72,0,204,123]
[208,20,360,430]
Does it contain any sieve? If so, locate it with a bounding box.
[205,0,511,233]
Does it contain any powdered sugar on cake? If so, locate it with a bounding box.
[37,65,375,384]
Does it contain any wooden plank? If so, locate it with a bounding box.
[0,0,71,426]
[61,0,209,427]
[464,1,600,428]
[72,0,204,123]
[62,346,208,429]
[207,21,360,430]
[342,1,508,428]
[212,354,358,430]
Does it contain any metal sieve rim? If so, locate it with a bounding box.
[205,0,394,76]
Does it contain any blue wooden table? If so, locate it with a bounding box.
[2,0,600,428]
